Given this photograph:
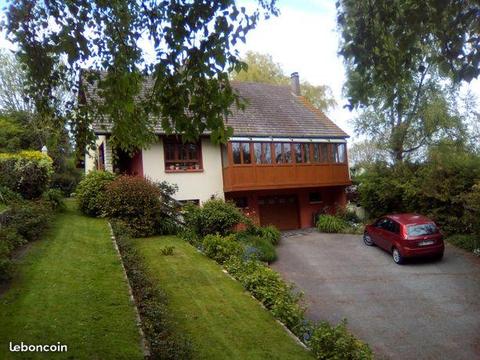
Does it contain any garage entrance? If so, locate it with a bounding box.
[258,195,300,230]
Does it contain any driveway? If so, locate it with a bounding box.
[272,231,480,360]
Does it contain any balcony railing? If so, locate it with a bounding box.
[222,142,351,192]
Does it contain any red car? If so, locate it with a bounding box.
[363,214,444,264]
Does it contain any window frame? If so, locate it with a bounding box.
[164,137,203,172]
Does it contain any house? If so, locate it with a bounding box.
[84,73,351,230]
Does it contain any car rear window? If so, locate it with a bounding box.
[407,223,438,237]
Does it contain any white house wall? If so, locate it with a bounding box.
[142,137,225,204]
[85,135,106,174]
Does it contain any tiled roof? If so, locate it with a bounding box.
[85,76,348,138]
[227,81,348,138]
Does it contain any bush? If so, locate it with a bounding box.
[446,234,479,253]
[0,201,53,280]
[160,246,175,256]
[76,171,116,217]
[316,215,347,233]
[3,201,53,242]
[202,234,243,264]
[111,221,192,358]
[104,176,164,237]
[0,185,22,205]
[255,225,281,245]
[224,257,306,336]
[0,151,53,199]
[184,199,244,237]
[235,232,277,263]
[306,320,373,360]
[42,188,65,211]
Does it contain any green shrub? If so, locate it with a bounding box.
[316,215,347,233]
[446,234,479,253]
[111,221,192,358]
[0,202,53,280]
[202,234,243,264]
[42,189,65,211]
[0,151,53,199]
[104,176,164,237]
[224,257,306,335]
[235,232,277,263]
[257,225,281,245]
[184,199,244,237]
[160,246,175,256]
[306,320,373,360]
[3,201,53,242]
[76,171,116,216]
[463,182,480,235]
[0,186,22,205]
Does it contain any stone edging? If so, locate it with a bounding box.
[195,248,308,351]
[108,223,150,358]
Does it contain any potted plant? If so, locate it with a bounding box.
[194,164,200,170]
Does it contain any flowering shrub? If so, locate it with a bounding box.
[0,151,53,199]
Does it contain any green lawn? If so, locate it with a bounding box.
[0,200,143,359]
[135,236,312,360]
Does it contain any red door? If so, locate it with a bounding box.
[259,195,300,230]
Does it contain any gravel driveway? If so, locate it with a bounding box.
[272,231,480,360]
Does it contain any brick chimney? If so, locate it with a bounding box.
[290,72,300,96]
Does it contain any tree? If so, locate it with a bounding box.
[352,64,466,162]
[232,51,336,111]
[3,0,279,154]
[348,140,389,169]
[0,50,33,113]
[336,0,480,109]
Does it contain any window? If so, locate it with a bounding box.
[273,143,292,164]
[295,143,311,163]
[232,142,252,164]
[334,143,346,163]
[309,192,322,203]
[407,223,438,237]
[254,143,272,164]
[232,142,241,164]
[232,197,248,208]
[178,199,200,206]
[312,143,330,163]
[164,138,202,171]
[242,143,251,164]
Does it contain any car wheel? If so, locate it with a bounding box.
[392,247,404,265]
[363,232,374,246]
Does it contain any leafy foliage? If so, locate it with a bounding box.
[316,215,347,233]
[306,320,373,360]
[255,225,281,245]
[337,0,480,110]
[5,1,279,153]
[0,151,53,199]
[446,234,479,253]
[202,234,243,265]
[232,51,336,111]
[111,222,192,359]
[183,199,245,238]
[0,200,55,280]
[235,231,277,263]
[104,176,177,238]
[357,144,480,235]
[75,171,116,217]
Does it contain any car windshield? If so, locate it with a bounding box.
[407,223,438,237]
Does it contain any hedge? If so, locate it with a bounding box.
[0,151,53,199]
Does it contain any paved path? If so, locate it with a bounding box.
[272,232,480,360]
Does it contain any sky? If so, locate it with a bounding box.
[0,0,478,143]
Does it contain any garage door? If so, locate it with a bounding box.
[258,195,300,230]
